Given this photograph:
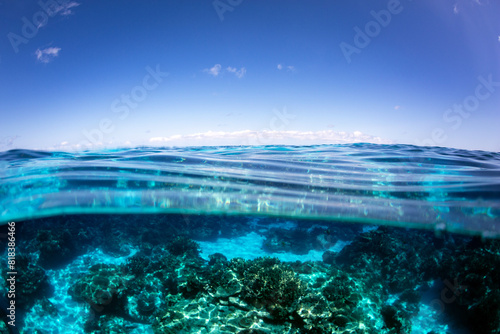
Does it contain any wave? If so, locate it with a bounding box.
[1,144,499,237]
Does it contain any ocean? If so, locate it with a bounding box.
[0,143,499,333]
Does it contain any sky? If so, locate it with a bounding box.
[0,0,499,152]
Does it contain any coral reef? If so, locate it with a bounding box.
[237,257,306,319]
[335,226,452,294]
[166,236,200,258]
[205,254,243,298]
[32,229,76,267]
[321,250,335,265]
[440,238,500,333]
[381,305,412,333]
[68,264,132,314]
[8,214,499,334]
[2,254,50,310]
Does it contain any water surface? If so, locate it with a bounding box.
[1,144,499,237]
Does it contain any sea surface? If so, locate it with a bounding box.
[0,143,499,333]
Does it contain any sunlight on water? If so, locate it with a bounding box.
[1,145,500,333]
[1,144,500,237]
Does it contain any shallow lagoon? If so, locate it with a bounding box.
[1,144,499,333]
[1,214,499,333]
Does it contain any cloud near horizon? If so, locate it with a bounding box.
[40,130,390,152]
[149,129,391,147]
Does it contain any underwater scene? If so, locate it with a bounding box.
[1,144,500,334]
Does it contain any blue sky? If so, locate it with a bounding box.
[0,0,499,152]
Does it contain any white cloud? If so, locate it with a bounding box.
[40,130,390,152]
[226,66,246,78]
[149,129,391,147]
[35,47,61,63]
[394,105,401,110]
[44,139,125,152]
[498,36,500,42]
[203,64,222,77]
[453,3,459,14]
[204,65,246,78]
[35,1,80,28]
[57,1,80,16]
[277,64,296,72]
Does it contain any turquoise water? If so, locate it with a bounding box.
[1,144,499,236]
[1,144,500,333]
